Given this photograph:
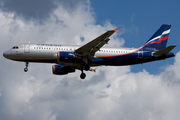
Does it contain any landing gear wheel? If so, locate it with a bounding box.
[84,64,90,71]
[24,68,28,72]
[80,73,86,79]
[24,62,29,72]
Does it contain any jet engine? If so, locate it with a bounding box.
[52,65,75,75]
[57,51,81,62]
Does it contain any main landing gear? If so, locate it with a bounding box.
[84,64,90,71]
[80,67,97,79]
[80,72,86,79]
[24,62,29,72]
[80,64,89,79]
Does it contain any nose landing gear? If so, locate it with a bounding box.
[24,62,29,72]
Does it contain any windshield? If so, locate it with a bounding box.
[12,46,19,49]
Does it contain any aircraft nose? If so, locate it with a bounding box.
[3,50,11,59]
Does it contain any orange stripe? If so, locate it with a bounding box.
[96,49,140,58]
[53,65,56,74]
[58,51,60,62]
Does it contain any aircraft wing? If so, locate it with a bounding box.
[75,28,118,61]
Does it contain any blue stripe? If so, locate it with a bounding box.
[146,24,171,44]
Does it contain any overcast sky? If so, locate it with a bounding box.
[1,0,180,120]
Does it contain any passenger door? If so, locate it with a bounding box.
[24,43,30,53]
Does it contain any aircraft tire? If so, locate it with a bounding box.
[24,68,28,72]
[80,73,86,79]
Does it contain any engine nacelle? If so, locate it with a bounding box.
[52,65,75,75]
[57,51,81,62]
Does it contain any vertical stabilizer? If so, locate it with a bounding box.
[142,24,171,50]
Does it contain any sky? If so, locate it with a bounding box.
[0,0,180,120]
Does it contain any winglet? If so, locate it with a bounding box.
[114,28,119,33]
[94,68,97,72]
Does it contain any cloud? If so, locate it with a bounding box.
[0,0,83,22]
[0,1,180,120]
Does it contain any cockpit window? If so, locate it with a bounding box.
[12,46,19,49]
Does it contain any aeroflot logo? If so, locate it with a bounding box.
[146,29,170,44]
[37,44,61,46]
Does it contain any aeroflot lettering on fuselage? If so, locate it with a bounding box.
[3,25,176,79]
[37,44,62,46]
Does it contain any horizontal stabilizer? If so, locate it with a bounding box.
[152,45,176,56]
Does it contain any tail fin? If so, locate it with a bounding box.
[142,24,171,50]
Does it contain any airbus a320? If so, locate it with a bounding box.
[3,24,176,79]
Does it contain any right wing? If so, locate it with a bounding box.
[75,28,118,61]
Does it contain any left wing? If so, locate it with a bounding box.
[75,28,118,61]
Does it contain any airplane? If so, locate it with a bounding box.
[3,24,176,79]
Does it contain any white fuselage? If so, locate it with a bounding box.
[4,43,138,64]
